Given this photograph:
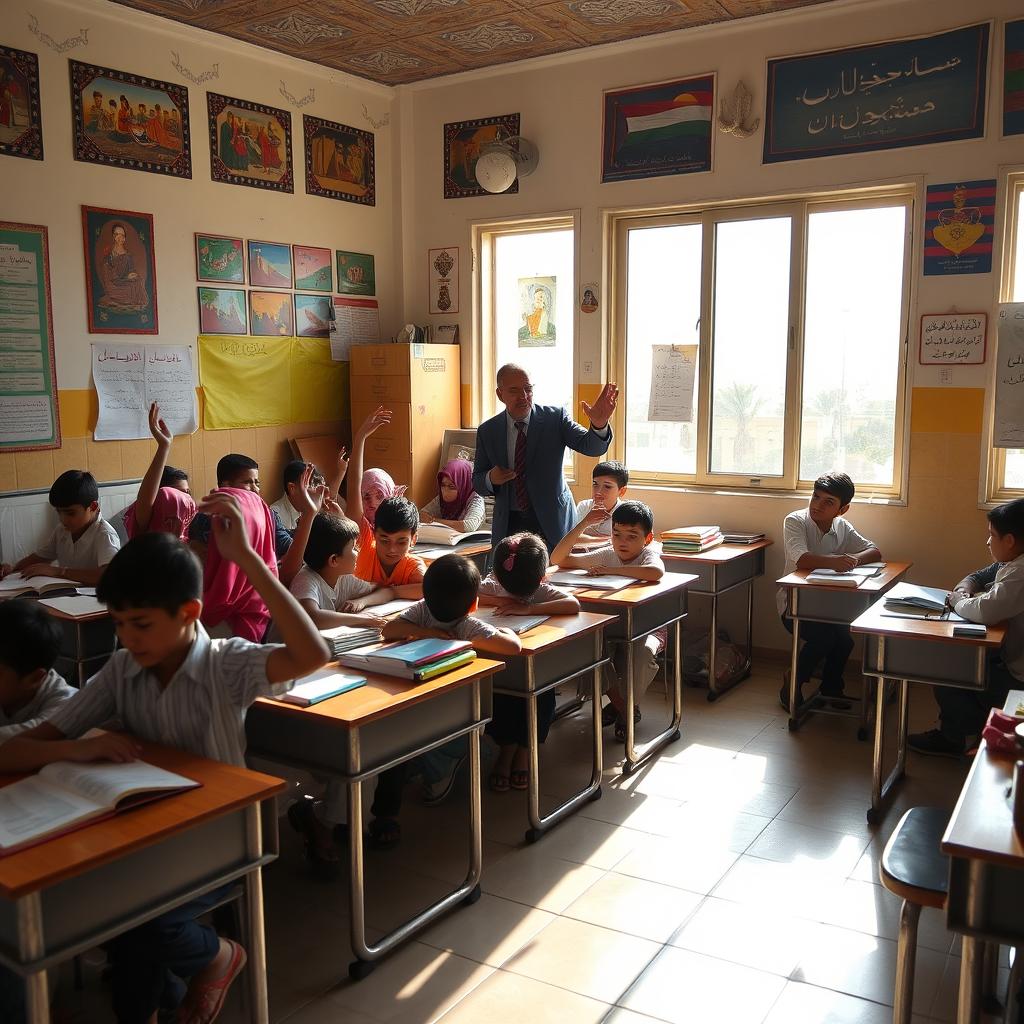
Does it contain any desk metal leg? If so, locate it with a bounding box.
[622,617,683,775]
[868,676,909,825]
[788,615,802,729]
[18,893,48,1024]
[243,803,270,1024]
[959,935,984,1023]
[705,574,758,703]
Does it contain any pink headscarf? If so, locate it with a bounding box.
[360,468,406,527]
[200,487,277,642]
[438,459,474,520]
[123,487,196,541]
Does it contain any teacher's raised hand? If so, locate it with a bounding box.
[582,382,619,430]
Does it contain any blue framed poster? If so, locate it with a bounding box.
[1006,19,1024,137]
[923,180,995,276]
[764,23,989,163]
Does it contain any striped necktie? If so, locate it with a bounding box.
[514,420,529,510]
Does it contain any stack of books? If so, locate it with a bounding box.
[882,583,949,615]
[721,530,765,544]
[660,526,724,553]
[339,638,476,682]
[321,624,383,660]
[415,524,492,547]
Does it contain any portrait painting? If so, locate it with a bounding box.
[0,46,43,161]
[70,60,190,178]
[208,92,292,193]
[304,115,375,206]
[517,276,556,347]
[198,287,246,335]
[292,244,332,292]
[443,113,519,199]
[81,206,158,334]
[249,290,293,337]
[195,233,244,284]
[294,293,332,338]
[247,240,292,288]
[336,250,375,296]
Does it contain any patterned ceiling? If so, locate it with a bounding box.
[110,0,842,86]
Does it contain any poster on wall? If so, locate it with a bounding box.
[249,290,294,336]
[292,245,332,292]
[993,303,1024,448]
[70,60,191,178]
[919,312,986,364]
[303,114,375,206]
[428,247,458,314]
[1006,19,1024,137]
[0,222,60,451]
[247,239,292,288]
[518,276,556,347]
[81,206,158,335]
[207,91,293,193]
[0,46,43,161]
[923,180,995,276]
[336,250,375,296]
[648,345,697,422]
[602,74,714,183]
[195,234,244,284]
[443,113,520,199]
[294,294,332,338]
[197,287,247,335]
[763,23,989,163]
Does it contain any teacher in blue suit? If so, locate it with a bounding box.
[473,364,619,550]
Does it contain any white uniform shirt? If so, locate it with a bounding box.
[398,600,499,643]
[289,565,375,611]
[574,498,621,537]
[37,516,120,569]
[478,574,571,605]
[953,554,1024,681]
[0,669,76,743]
[270,494,300,532]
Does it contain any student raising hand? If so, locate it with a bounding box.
[149,400,173,448]
[198,491,254,565]
[278,465,321,587]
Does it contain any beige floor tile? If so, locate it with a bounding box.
[776,786,876,837]
[659,803,773,852]
[762,980,896,1023]
[620,946,787,1024]
[503,916,661,1003]
[601,1009,667,1024]
[711,855,849,920]
[436,969,611,1023]
[746,818,870,875]
[614,834,740,893]
[573,784,685,836]
[523,813,647,869]
[480,846,606,913]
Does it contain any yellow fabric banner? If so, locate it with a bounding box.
[198,335,347,429]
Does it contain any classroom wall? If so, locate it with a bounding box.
[0,0,400,501]
[399,0,1024,652]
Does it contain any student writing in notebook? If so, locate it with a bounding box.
[0,503,329,1024]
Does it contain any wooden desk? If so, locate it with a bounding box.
[570,574,696,775]
[483,611,616,843]
[245,657,503,981]
[39,601,116,688]
[663,540,772,701]
[851,599,1005,824]
[777,561,912,730]
[0,742,284,1024]
[941,742,1024,1023]
[417,542,491,573]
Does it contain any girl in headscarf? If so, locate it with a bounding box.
[419,459,484,533]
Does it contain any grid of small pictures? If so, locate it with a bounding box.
[194,234,371,338]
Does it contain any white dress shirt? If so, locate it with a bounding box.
[37,516,121,569]
[953,553,1024,681]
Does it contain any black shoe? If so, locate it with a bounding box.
[819,686,852,711]
[907,729,965,758]
[779,681,804,712]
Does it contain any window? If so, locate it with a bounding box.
[613,190,912,495]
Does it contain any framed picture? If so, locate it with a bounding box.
[518,276,556,347]
[292,244,332,292]
[923,180,996,276]
[439,428,477,469]
[0,46,43,161]
[336,250,375,296]
[198,286,247,335]
[428,247,458,315]
[249,290,293,337]
[195,233,244,284]
[763,23,989,163]
[919,312,986,364]
[70,59,190,178]
[602,74,714,183]
[443,113,519,199]
[247,239,292,288]
[303,114,375,206]
[81,206,158,334]
[208,91,292,193]
[1005,19,1024,138]
[294,293,333,338]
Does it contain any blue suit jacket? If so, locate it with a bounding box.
[473,405,613,549]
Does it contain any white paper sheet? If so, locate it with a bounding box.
[330,297,380,361]
[994,303,1024,448]
[648,345,697,422]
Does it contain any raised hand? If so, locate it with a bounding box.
[582,505,611,529]
[291,464,319,519]
[336,445,350,479]
[148,401,173,448]
[356,405,392,439]
[199,492,253,565]
[322,494,343,517]
[581,382,619,429]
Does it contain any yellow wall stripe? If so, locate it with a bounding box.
[910,387,984,434]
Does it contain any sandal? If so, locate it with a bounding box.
[287,798,341,881]
[179,939,247,1024]
[367,817,401,850]
[613,706,642,742]
[489,771,510,793]
[509,768,529,791]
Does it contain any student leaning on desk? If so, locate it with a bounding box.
[0,494,329,1024]
[910,498,1024,758]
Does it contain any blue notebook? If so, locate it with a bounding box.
[370,638,472,666]
[277,668,366,707]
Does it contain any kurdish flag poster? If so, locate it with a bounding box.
[602,75,714,183]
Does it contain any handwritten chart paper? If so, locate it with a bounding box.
[919,313,986,364]
[648,345,697,422]
[0,224,59,450]
[330,297,379,362]
[92,344,197,441]
[994,304,1024,448]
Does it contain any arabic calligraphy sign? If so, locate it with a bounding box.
[994,303,1024,449]
[923,180,995,276]
[764,23,989,163]
[919,313,986,365]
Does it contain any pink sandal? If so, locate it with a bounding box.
[179,939,247,1024]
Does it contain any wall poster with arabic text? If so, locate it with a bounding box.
[923,180,995,276]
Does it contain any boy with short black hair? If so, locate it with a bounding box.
[777,471,881,711]
[1,470,120,587]
[910,498,1024,756]
[575,459,629,539]
[353,495,425,596]
[0,499,330,1023]
[272,459,326,532]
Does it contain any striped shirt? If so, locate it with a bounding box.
[49,623,288,766]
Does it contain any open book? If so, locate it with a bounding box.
[0,759,200,855]
[548,569,632,591]
[475,611,549,634]
[415,524,491,547]
[38,595,108,618]
[0,572,75,599]
[275,666,366,707]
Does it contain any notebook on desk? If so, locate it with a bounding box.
[38,595,108,618]
[475,611,549,634]
[548,569,632,591]
[275,667,366,707]
[805,570,862,587]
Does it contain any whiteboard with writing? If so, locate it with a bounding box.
[91,343,198,441]
[648,345,697,422]
[994,304,1024,448]
[919,313,987,365]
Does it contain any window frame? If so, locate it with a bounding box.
[609,186,914,498]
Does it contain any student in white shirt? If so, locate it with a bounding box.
[1,471,120,588]
[910,499,1024,756]
[777,472,881,711]
[574,459,629,540]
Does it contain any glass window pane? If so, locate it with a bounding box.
[799,206,906,486]
[624,224,702,475]
[1002,190,1024,488]
[709,217,790,477]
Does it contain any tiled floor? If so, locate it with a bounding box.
[59,664,1011,1023]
